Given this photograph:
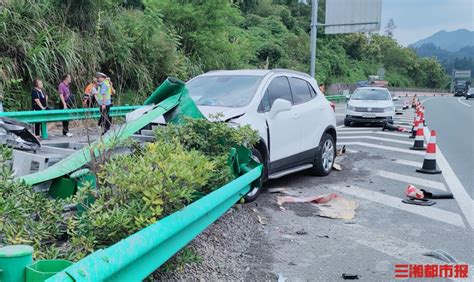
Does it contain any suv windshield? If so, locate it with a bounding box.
[351,88,391,100]
[187,75,263,108]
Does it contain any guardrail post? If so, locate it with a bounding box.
[41,122,48,139]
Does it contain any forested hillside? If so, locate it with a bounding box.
[0,0,448,110]
[414,43,474,78]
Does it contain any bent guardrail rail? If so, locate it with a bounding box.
[47,165,262,282]
[0,106,142,139]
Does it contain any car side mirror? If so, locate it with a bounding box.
[269,99,291,119]
[345,94,351,99]
[392,96,399,101]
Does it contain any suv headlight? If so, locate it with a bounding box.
[384,106,395,112]
[347,105,355,111]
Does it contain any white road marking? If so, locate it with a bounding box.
[457,97,471,107]
[338,127,380,131]
[346,224,470,267]
[330,185,465,228]
[346,149,358,153]
[378,170,446,191]
[391,159,423,168]
[337,142,425,155]
[338,131,377,135]
[376,132,411,138]
[421,97,437,104]
[437,149,474,229]
[337,131,410,138]
[339,136,412,145]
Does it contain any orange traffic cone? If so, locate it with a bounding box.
[417,130,441,174]
[410,121,425,150]
[409,115,420,139]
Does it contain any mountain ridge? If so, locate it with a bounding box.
[410,29,474,52]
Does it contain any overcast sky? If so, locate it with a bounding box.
[381,0,474,46]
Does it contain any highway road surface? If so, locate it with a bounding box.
[162,95,473,280]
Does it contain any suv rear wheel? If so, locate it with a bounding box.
[309,133,335,176]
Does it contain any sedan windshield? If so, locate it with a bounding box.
[351,89,391,100]
[187,75,263,108]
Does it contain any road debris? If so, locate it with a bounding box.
[332,163,342,171]
[381,122,409,132]
[421,189,454,199]
[342,273,360,280]
[277,193,358,220]
[295,229,307,235]
[402,198,436,206]
[257,215,266,225]
[422,250,457,263]
[336,145,346,156]
[277,273,287,282]
[268,187,288,194]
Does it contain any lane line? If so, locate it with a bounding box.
[338,136,412,145]
[346,224,472,267]
[338,131,377,135]
[337,131,411,138]
[330,185,465,228]
[338,127,381,131]
[391,159,423,168]
[437,148,474,228]
[378,170,446,191]
[421,97,437,104]
[337,142,425,155]
[376,132,411,138]
[457,97,471,107]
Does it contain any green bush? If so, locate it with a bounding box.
[0,145,66,259]
[0,117,259,261]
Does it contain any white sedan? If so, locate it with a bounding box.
[344,87,396,127]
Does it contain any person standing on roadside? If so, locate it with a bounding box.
[58,74,73,137]
[31,79,48,138]
[95,72,112,135]
[319,83,325,94]
[83,78,98,108]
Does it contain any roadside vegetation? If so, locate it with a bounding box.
[0,0,448,110]
[0,119,258,261]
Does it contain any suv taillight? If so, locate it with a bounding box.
[330,102,335,112]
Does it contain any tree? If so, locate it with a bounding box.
[384,18,396,38]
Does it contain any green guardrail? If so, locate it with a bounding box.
[47,165,262,281]
[325,95,347,103]
[0,106,142,139]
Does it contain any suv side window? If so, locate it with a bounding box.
[268,76,293,104]
[307,82,317,97]
[289,77,312,104]
[258,76,293,112]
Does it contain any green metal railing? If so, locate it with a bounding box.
[47,165,262,282]
[0,106,141,139]
[325,95,347,103]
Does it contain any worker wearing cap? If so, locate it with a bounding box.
[95,72,112,135]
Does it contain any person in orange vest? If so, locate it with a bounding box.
[83,78,98,108]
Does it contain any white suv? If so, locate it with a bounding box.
[186,69,337,201]
[344,87,396,127]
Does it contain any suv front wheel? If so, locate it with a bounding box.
[309,133,335,176]
[242,149,264,203]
